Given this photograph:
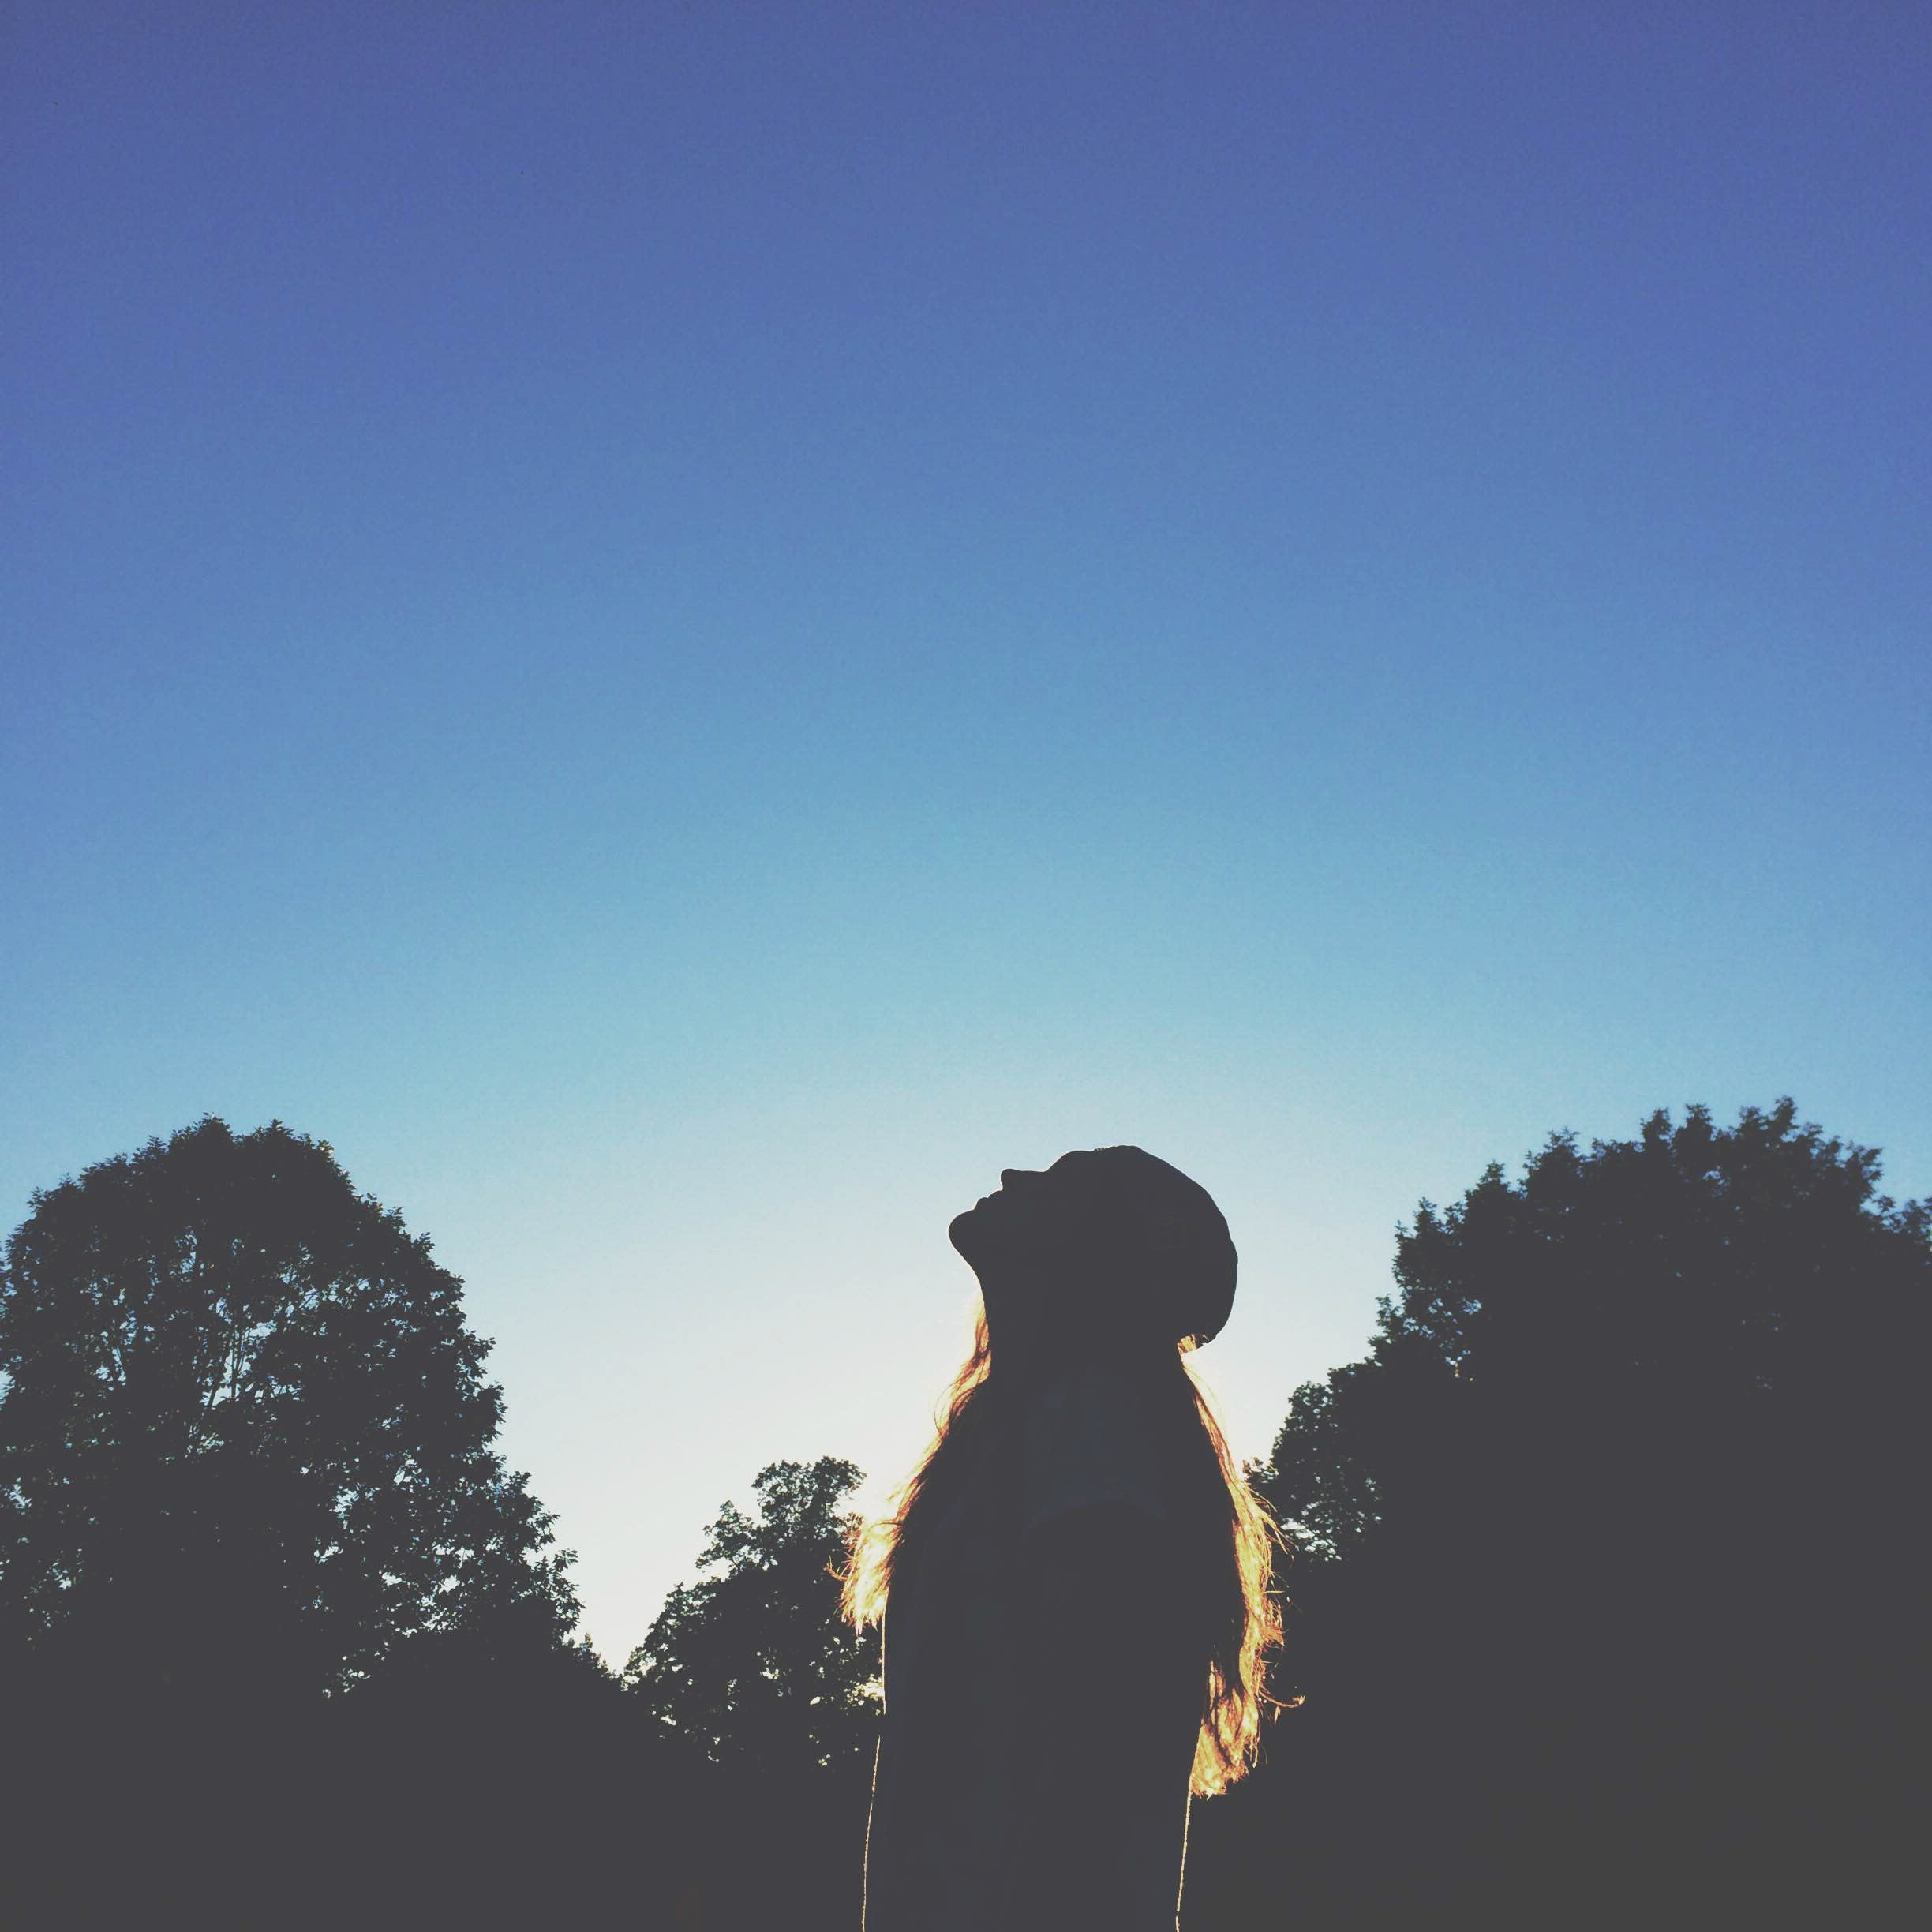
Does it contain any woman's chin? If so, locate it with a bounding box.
[949,1204,994,1261]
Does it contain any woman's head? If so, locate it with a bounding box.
[949,1145,1238,1363]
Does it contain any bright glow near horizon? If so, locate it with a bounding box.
[4,2,1926,1664]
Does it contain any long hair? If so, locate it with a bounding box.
[838,1301,1287,1798]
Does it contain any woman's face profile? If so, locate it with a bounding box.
[949,1144,1230,1359]
[949,1150,1105,1279]
[949,1153,1119,1358]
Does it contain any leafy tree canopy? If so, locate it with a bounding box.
[624,1457,882,1781]
[1252,1100,1928,1920]
[1269,1097,1928,1563]
[0,1116,579,1700]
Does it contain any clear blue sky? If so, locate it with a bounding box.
[6,2,1926,1663]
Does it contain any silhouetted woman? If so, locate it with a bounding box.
[841,1147,1282,1932]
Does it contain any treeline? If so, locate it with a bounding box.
[2,1105,1923,1928]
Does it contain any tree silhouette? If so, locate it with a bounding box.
[0,1116,579,1708]
[625,1456,882,1780]
[616,1457,883,1930]
[9,1102,1917,1930]
[1227,1100,1930,1929]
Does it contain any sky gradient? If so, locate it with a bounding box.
[6,2,1927,1663]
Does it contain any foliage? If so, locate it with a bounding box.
[1238,1099,1930,1926]
[1270,1097,1928,1574]
[624,1456,882,1780]
[7,1099,1922,1928]
[0,1116,579,1701]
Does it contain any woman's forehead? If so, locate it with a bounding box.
[1049,1148,1114,1181]
[1052,1145,1167,1188]
[1039,1150,1105,1196]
